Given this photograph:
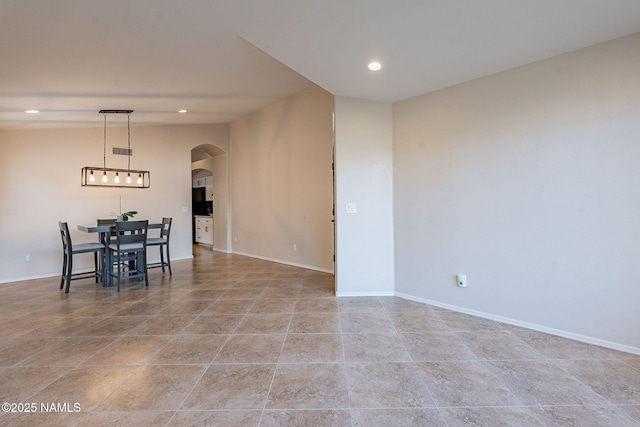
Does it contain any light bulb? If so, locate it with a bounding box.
[89,171,95,182]
[126,173,132,184]
[114,172,120,183]
[102,171,108,183]
[137,173,143,185]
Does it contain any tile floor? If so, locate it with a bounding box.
[0,246,639,426]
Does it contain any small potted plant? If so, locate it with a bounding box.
[117,210,137,221]
[114,196,137,221]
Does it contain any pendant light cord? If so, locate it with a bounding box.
[103,112,107,170]
[127,112,131,171]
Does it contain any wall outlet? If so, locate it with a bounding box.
[234,236,238,242]
[457,274,467,288]
[24,255,31,263]
[293,244,297,252]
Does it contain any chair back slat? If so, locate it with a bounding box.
[160,217,172,240]
[58,221,72,253]
[115,220,148,246]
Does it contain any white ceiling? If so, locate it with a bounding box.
[1,0,639,130]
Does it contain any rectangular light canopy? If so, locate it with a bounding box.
[81,167,150,188]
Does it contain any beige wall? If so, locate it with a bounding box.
[229,85,334,272]
[393,34,640,351]
[0,123,229,283]
[334,97,395,296]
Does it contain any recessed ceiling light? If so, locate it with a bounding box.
[178,109,187,113]
[368,61,383,71]
[25,109,40,114]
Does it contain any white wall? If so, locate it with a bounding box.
[229,85,334,272]
[0,123,229,283]
[393,34,640,351]
[334,97,394,296]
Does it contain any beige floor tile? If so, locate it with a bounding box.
[127,314,196,335]
[486,360,610,406]
[387,311,450,333]
[340,312,396,334]
[619,405,640,423]
[76,410,174,426]
[249,298,297,314]
[351,408,446,427]
[19,337,116,367]
[401,332,478,361]
[235,313,292,334]
[439,407,544,426]
[181,364,275,410]
[342,333,411,362]
[0,366,70,401]
[556,359,640,404]
[83,335,172,365]
[149,334,228,364]
[261,409,351,426]
[30,366,140,410]
[416,361,522,407]
[0,337,58,366]
[74,316,150,336]
[532,405,640,427]
[215,334,285,363]
[0,411,86,427]
[514,330,633,359]
[202,299,256,314]
[436,310,507,331]
[266,363,349,409]
[337,297,384,312]
[346,362,435,408]
[157,299,213,315]
[288,312,341,333]
[98,365,206,411]
[456,331,545,360]
[295,298,339,312]
[168,410,262,426]
[279,334,344,363]
[180,314,243,334]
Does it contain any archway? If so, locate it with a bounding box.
[191,144,229,252]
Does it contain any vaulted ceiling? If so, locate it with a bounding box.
[1,0,639,130]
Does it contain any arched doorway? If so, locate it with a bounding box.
[191,144,229,252]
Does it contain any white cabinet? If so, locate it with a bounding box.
[195,217,213,245]
[205,176,213,201]
[193,177,206,188]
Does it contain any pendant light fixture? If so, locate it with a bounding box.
[81,110,150,188]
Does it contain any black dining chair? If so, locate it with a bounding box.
[96,218,117,272]
[108,220,149,292]
[147,217,172,275]
[58,221,105,293]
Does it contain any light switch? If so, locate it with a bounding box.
[345,203,357,214]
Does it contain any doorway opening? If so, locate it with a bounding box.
[191,144,229,253]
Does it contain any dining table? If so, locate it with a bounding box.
[77,221,165,288]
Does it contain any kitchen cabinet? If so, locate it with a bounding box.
[193,177,206,188]
[195,216,213,245]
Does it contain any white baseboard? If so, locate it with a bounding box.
[211,247,231,254]
[231,251,334,274]
[395,292,640,356]
[0,272,59,284]
[336,291,395,297]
